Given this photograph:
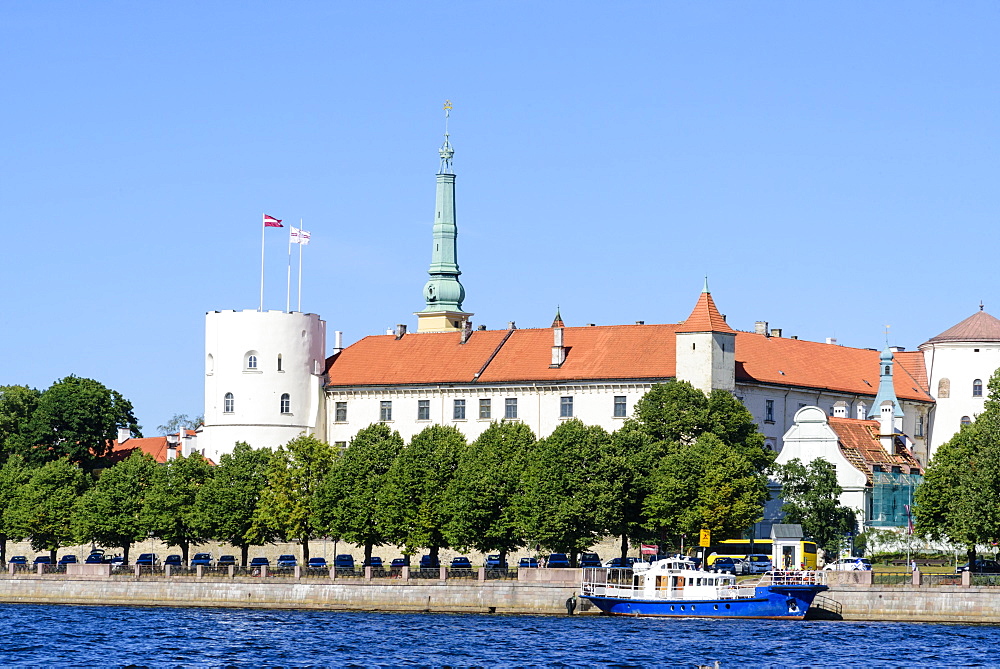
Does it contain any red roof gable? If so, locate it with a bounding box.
[828,417,923,483]
[676,292,736,334]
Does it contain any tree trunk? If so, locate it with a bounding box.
[968,546,977,569]
[0,534,6,566]
[364,543,373,565]
[50,548,57,563]
[181,542,190,565]
[499,549,507,566]
[302,537,310,562]
[123,543,131,565]
[241,545,249,567]
[430,546,439,563]
[620,533,629,562]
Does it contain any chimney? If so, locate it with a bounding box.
[507,321,517,330]
[889,346,906,352]
[770,328,782,338]
[117,427,131,444]
[635,320,645,325]
[790,335,798,340]
[826,337,838,345]
[833,401,848,418]
[879,400,895,446]
[395,324,407,339]
[550,326,567,368]
[755,321,768,336]
[333,331,343,354]
[477,324,486,331]
[460,320,473,344]
[166,434,179,461]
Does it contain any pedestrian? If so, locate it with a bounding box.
[565,595,577,615]
[911,560,917,572]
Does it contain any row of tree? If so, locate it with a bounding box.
[0,381,793,566]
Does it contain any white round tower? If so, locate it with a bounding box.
[202,309,326,461]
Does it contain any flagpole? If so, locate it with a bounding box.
[259,213,266,312]
[297,218,304,313]
[286,222,293,313]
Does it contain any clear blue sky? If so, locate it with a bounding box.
[2,1,997,434]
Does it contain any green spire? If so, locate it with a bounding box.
[420,101,467,316]
[703,276,710,293]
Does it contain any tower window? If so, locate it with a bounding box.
[224,393,234,413]
[884,366,890,376]
[453,399,466,420]
[479,399,491,419]
[765,400,775,423]
[246,354,257,370]
[280,393,290,414]
[380,401,392,422]
[973,379,983,397]
[614,396,627,418]
[916,414,924,437]
[505,398,518,420]
[961,416,972,426]
[335,401,347,422]
[277,354,282,371]
[417,400,430,421]
[560,396,574,418]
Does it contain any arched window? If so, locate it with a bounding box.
[280,393,290,414]
[224,392,234,413]
[884,366,890,376]
[961,415,971,426]
[277,354,283,371]
[245,352,258,370]
[206,353,214,374]
[973,379,983,397]
[937,378,950,398]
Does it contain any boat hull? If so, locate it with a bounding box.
[584,585,826,619]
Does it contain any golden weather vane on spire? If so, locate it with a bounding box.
[443,99,453,111]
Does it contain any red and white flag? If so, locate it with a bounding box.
[640,544,659,555]
[263,214,283,228]
[290,227,312,245]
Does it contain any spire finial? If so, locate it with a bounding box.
[884,323,891,348]
[981,300,985,312]
[703,276,710,293]
[552,306,565,328]
[438,100,454,175]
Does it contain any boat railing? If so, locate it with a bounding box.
[755,570,827,586]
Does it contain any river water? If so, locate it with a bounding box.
[1,603,993,667]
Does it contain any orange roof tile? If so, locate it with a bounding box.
[828,417,923,483]
[104,430,198,466]
[734,333,932,403]
[676,292,736,334]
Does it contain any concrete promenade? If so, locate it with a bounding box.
[1,568,998,622]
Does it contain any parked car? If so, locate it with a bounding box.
[217,555,237,567]
[710,557,742,575]
[109,556,124,567]
[742,554,773,574]
[363,557,384,568]
[546,553,570,568]
[249,557,270,568]
[604,557,639,568]
[334,554,355,570]
[276,554,297,568]
[164,555,183,566]
[85,553,105,564]
[825,557,872,571]
[306,557,328,569]
[135,553,159,566]
[519,557,540,568]
[58,555,78,565]
[8,556,27,565]
[419,555,440,569]
[33,556,52,565]
[190,553,213,567]
[957,559,1000,574]
[579,552,602,568]
[486,555,508,569]
[449,556,473,570]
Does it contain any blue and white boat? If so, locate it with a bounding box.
[581,555,827,619]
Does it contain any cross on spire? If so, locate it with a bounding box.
[439,100,454,174]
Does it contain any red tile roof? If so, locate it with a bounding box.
[326,325,932,404]
[104,430,198,466]
[922,309,1000,345]
[676,292,736,334]
[828,417,923,483]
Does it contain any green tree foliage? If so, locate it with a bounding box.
[644,433,769,542]
[381,425,466,561]
[443,421,535,562]
[9,458,90,559]
[315,424,403,564]
[776,457,856,555]
[29,376,141,469]
[915,370,1000,564]
[0,386,41,462]
[194,442,272,566]
[73,451,157,563]
[249,435,336,562]
[602,422,669,561]
[141,453,213,563]
[157,413,204,434]
[0,455,31,564]
[517,419,612,563]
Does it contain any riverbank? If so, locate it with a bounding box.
[2,569,999,622]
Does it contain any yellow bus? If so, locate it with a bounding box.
[705,539,818,570]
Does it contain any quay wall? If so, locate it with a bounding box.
[1,571,998,622]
